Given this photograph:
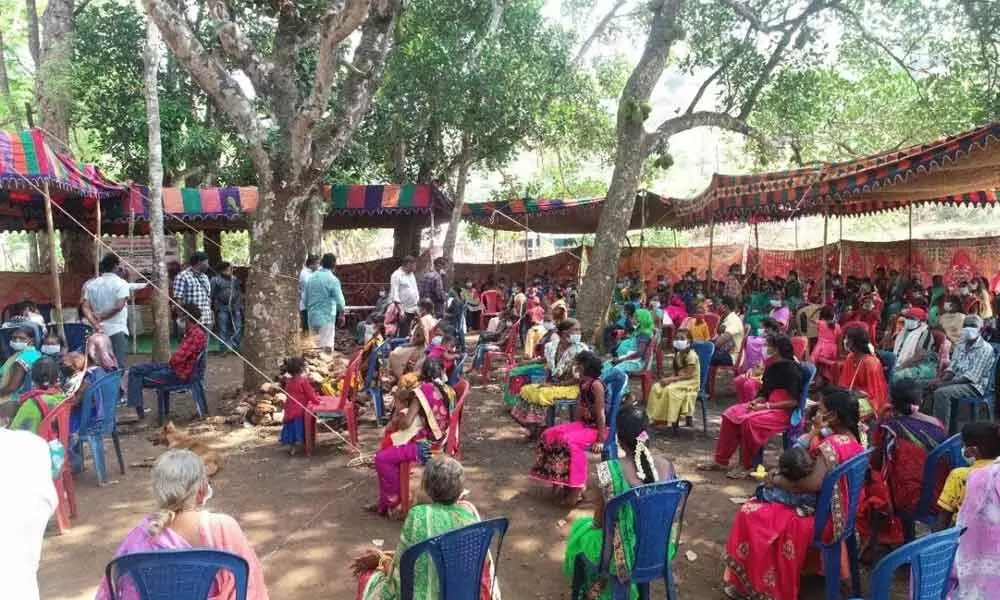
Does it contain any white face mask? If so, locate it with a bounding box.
[672,339,689,351]
[9,340,28,352]
[904,318,920,331]
[962,326,980,341]
[769,300,782,307]
[944,303,954,312]
[961,446,976,464]
[569,333,582,344]
[543,322,555,331]
[41,344,61,355]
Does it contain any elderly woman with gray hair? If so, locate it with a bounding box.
[926,314,997,431]
[94,449,269,600]
[353,455,501,600]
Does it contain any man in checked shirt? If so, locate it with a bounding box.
[173,251,214,330]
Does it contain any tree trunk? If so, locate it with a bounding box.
[144,15,171,363]
[0,28,23,129]
[302,191,324,259]
[440,159,470,290]
[204,230,222,267]
[242,186,309,388]
[392,222,421,259]
[36,0,73,143]
[25,0,41,68]
[182,232,197,259]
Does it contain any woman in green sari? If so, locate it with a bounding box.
[353,455,501,600]
[744,289,772,335]
[0,326,42,421]
[564,406,677,599]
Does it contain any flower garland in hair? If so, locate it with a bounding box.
[633,430,659,482]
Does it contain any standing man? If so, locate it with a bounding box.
[82,253,134,369]
[172,251,213,330]
[390,255,420,336]
[305,253,346,351]
[421,257,448,318]
[211,262,243,351]
[299,254,319,332]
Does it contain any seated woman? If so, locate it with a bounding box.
[531,351,606,505]
[731,318,781,406]
[606,308,655,375]
[838,324,889,419]
[387,323,427,382]
[563,405,677,599]
[699,334,803,478]
[721,387,865,600]
[471,311,516,371]
[768,292,791,330]
[354,456,500,600]
[889,307,937,385]
[9,358,64,433]
[602,303,635,354]
[369,360,455,518]
[859,378,947,551]
[0,326,42,416]
[810,306,840,384]
[503,313,557,408]
[417,299,438,347]
[646,328,700,431]
[951,450,1000,599]
[665,293,687,327]
[510,319,587,435]
[680,312,710,341]
[94,449,269,600]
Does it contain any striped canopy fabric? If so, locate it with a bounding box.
[0,129,127,207]
[671,122,1000,227]
[462,191,672,234]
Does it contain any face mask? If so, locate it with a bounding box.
[769,300,782,307]
[61,365,76,379]
[762,347,773,359]
[378,291,386,297]
[904,318,919,331]
[650,301,660,309]
[41,344,61,355]
[569,333,582,344]
[962,326,980,341]
[962,446,976,464]
[543,322,555,331]
[863,304,874,311]
[9,341,27,352]
[944,303,954,312]
[833,280,841,287]
[672,339,689,351]
[843,340,852,352]
[820,426,834,438]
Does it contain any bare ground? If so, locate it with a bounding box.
[38,353,899,600]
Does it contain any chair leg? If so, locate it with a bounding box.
[157,391,169,425]
[304,414,316,456]
[399,462,411,516]
[90,434,107,485]
[821,546,841,600]
[347,402,359,446]
[194,385,208,417]
[846,533,862,597]
[53,477,70,533]
[112,430,126,475]
[64,469,77,518]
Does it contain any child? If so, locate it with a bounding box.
[10,358,65,434]
[754,446,819,511]
[936,421,1000,528]
[279,357,321,456]
[427,334,458,382]
[41,333,63,358]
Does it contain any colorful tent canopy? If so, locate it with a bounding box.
[670,122,1000,227]
[461,190,671,234]
[109,183,453,230]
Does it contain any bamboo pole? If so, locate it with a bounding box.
[43,183,65,342]
[491,228,498,275]
[706,217,716,285]
[639,197,647,281]
[908,205,914,269]
[838,214,844,274]
[794,219,800,270]
[523,215,529,290]
[94,198,102,274]
[821,208,829,300]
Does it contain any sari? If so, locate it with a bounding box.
[744,292,771,334]
[837,353,889,417]
[94,512,269,600]
[563,460,677,599]
[0,347,41,406]
[646,350,700,424]
[723,434,865,600]
[530,377,604,488]
[510,338,587,427]
[859,413,947,545]
[891,325,937,384]
[665,296,687,326]
[950,462,1000,599]
[810,321,840,382]
[358,501,500,600]
[10,387,65,434]
[605,309,654,376]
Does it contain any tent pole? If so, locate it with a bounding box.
[523,216,529,290]
[672,229,678,248]
[908,205,914,269]
[794,219,800,270]
[129,206,138,354]
[492,228,497,275]
[821,207,829,300]
[639,197,646,281]
[94,198,102,274]
[706,217,715,286]
[43,183,65,342]
[838,215,844,274]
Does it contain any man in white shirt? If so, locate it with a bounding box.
[0,428,57,600]
[82,253,135,368]
[299,254,319,332]
[713,296,745,366]
[390,255,420,336]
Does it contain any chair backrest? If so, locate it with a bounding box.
[700,313,720,337]
[340,350,364,405]
[106,548,249,600]
[400,517,509,600]
[190,350,208,383]
[691,341,715,395]
[598,480,693,586]
[865,527,964,600]
[791,336,809,361]
[364,340,385,388]
[37,399,73,448]
[790,362,816,428]
[813,448,873,548]
[601,369,628,460]
[480,290,502,314]
[79,369,124,436]
[446,378,470,456]
[502,319,521,355]
[913,434,967,521]
[63,322,93,352]
[448,354,466,387]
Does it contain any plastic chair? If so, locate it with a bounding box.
[601,369,628,460]
[448,353,466,387]
[479,290,502,330]
[63,322,93,352]
[480,319,521,383]
[627,330,660,404]
[105,548,249,600]
[400,517,508,600]
[700,313,720,337]
[708,334,746,399]
[691,341,715,433]
[570,479,693,600]
[365,338,401,426]
[304,350,363,455]
[847,527,964,600]
[812,448,873,600]
[791,336,809,361]
[947,342,1000,434]
[751,362,816,467]
[77,369,126,485]
[153,351,208,424]
[36,399,78,533]
[899,433,967,541]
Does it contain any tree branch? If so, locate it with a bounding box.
[205,0,274,94]
[685,37,747,114]
[646,111,760,154]
[834,5,927,101]
[572,0,626,68]
[467,0,509,66]
[719,0,822,33]
[72,0,92,17]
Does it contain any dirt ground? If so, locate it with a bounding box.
[38,353,898,600]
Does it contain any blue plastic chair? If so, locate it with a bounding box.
[448,353,467,387]
[948,342,1000,434]
[570,479,693,600]
[105,548,249,600]
[77,369,126,485]
[153,351,208,424]
[813,448,873,600]
[364,338,392,426]
[847,527,964,600]
[899,433,967,541]
[691,341,715,433]
[601,369,629,460]
[63,322,93,352]
[752,362,816,467]
[399,517,508,600]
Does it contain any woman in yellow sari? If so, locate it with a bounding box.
[646,328,700,431]
[510,319,587,436]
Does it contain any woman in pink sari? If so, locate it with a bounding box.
[721,387,865,600]
[95,449,268,600]
[951,445,1000,599]
[700,334,803,478]
[732,318,782,408]
[665,293,687,326]
[810,306,840,383]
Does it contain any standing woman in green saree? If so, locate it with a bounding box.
[564,406,677,599]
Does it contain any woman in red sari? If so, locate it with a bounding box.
[837,325,889,418]
[699,334,803,478]
[722,387,865,600]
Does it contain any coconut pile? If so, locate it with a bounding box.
[225,349,353,426]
